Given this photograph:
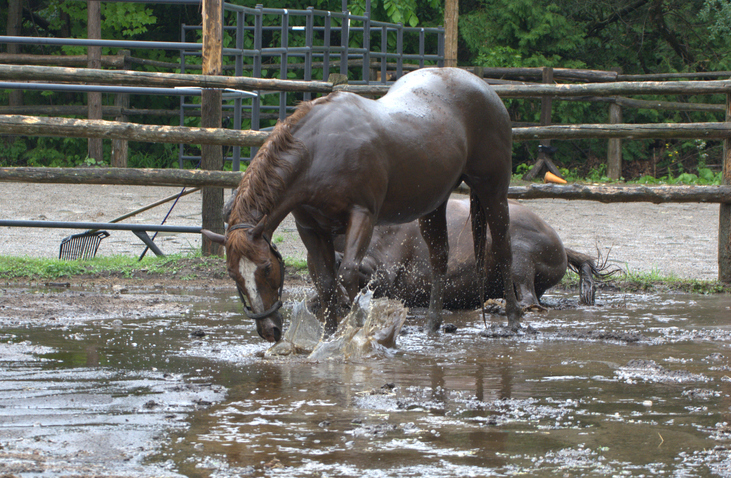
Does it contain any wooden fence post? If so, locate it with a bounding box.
[443,0,458,68]
[607,67,623,180]
[607,100,623,179]
[522,67,562,181]
[201,0,225,257]
[111,50,130,168]
[87,0,103,164]
[7,0,23,108]
[720,92,731,283]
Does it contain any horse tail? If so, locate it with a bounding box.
[565,248,622,306]
[469,190,488,325]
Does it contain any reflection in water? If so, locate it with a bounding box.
[2,288,731,476]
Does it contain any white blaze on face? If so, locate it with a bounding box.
[239,257,264,312]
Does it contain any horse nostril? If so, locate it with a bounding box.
[272,327,282,342]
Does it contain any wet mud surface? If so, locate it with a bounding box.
[1,282,731,477]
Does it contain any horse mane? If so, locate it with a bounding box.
[229,94,334,228]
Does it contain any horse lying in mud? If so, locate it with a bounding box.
[324,198,608,312]
[225,194,608,317]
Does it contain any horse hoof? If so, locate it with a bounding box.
[426,320,442,334]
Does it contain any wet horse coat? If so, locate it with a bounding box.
[332,198,602,310]
[204,67,520,341]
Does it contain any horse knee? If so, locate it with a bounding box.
[337,261,363,298]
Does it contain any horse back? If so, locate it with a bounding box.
[290,68,512,225]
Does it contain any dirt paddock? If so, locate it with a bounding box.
[0,182,721,281]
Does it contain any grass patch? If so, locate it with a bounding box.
[560,267,730,294]
[0,252,213,281]
[0,252,311,282]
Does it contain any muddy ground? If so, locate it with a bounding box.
[0,183,729,477]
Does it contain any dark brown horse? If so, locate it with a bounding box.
[329,198,610,311]
[203,67,520,342]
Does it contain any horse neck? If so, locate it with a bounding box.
[231,149,304,234]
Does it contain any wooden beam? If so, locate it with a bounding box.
[720,92,731,282]
[0,52,125,68]
[0,64,333,93]
[0,115,270,147]
[0,167,241,188]
[513,122,731,140]
[444,0,458,68]
[607,101,623,180]
[456,182,731,204]
[3,167,730,205]
[4,115,731,146]
[201,0,225,257]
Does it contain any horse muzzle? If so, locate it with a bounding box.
[255,312,283,342]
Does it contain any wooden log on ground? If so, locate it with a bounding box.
[0,64,333,93]
[0,115,270,147]
[0,167,242,188]
[455,183,731,204]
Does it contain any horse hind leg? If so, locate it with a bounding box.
[470,191,522,330]
[418,201,449,332]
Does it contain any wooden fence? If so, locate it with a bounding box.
[0,63,730,282]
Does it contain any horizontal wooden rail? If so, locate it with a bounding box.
[1,115,730,146]
[507,183,731,204]
[0,115,269,147]
[3,64,731,98]
[512,122,731,140]
[0,64,333,93]
[0,167,242,188]
[2,167,730,204]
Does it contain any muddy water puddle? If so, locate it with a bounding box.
[1,286,731,477]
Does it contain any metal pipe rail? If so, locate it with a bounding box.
[0,220,202,257]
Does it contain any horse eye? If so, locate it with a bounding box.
[263,263,273,275]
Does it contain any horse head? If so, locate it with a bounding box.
[202,216,285,342]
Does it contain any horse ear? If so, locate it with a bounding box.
[201,229,226,244]
[250,215,268,239]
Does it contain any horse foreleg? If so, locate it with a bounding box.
[338,207,375,301]
[296,225,340,336]
[419,201,449,332]
[484,198,522,330]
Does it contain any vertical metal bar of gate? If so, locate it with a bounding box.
[362,0,371,83]
[437,27,445,68]
[179,24,187,168]
[380,25,387,84]
[280,10,289,121]
[418,28,425,69]
[323,13,331,79]
[251,5,263,158]
[233,10,244,171]
[340,1,349,77]
[304,7,313,101]
[396,22,403,79]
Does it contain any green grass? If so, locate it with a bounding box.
[1,254,727,293]
[0,252,311,281]
[560,268,729,294]
[0,252,206,280]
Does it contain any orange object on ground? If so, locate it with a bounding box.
[544,171,567,184]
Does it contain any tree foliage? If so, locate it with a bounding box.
[0,0,728,179]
